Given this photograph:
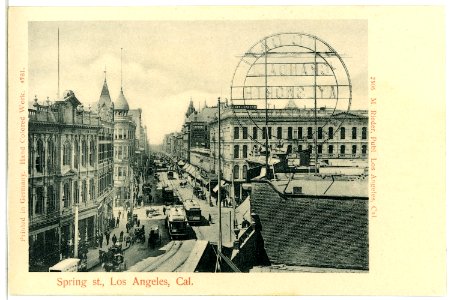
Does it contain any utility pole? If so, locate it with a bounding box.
[73,204,79,258]
[216,97,222,272]
[264,39,269,178]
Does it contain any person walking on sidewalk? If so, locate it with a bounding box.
[118,211,122,219]
[116,216,120,228]
[105,231,110,246]
[112,234,117,245]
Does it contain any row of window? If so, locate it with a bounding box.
[30,185,56,216]
[99,143,113,162]
[114,145,133,160]
[114,128,135,140]
[61,179,96,209]
[62,139,96,168]
[114,166,129,179]
[232,165,248,180]
[232,143,368,159]
[233,126,367,141]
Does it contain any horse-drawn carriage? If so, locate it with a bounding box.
[99,244,126,272]
[134,226,146,244]
[147,226,161,249]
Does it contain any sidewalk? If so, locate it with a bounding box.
[85,208,131,270]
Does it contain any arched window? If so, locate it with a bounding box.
[362,127,367,140]
[298,145,302,152]
[35,139,45,173]
[233,165,240,179]
[307,127,313,139]
[287,145,293,154]
[317,127,323,139]
[328,145,334,154]
[352,145,357,155]
[328,127,334,139]
[340,145,346,154]
[317,145,322,154]
[73,139,79,168]
[287,127,293,140]
[63,141,71,166]
[242,165,248,180]
[242,145,248,158]
[81,139,87,167]
[252,127,258,140]
[47,139,55,173]
[234,145,239,159]
[352,127,357,139]
[35,186,44,214]
[362,145,367,155]
[340,127,346,139]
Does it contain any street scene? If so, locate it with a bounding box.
[28,21,369,273]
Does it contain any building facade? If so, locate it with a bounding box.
[28,90,104,270]
[113,88,136,208]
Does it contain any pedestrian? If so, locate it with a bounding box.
[112,234,117,245]
[126,222,130,233]
[99,232,103,248]
[208,214,212,224]
[137,219,141,227]
[116,216,120,228]
[119,231,124,243]
[105,231,110,246]
[163,206,166,215]
[118,211,121,219]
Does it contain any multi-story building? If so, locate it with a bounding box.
[95,75,115,233]
[209,104,368,190]
[28,90,104,270]
[113,87,136,207]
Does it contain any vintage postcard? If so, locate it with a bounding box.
[7,6,445,296]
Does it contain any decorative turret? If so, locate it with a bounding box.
[185,98,196,118]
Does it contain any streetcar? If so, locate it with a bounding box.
[183,199,202,224]
[165,205,188,239]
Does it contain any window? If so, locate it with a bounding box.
[48,139,55,172]
[35,187,44,214]
[35,139,45,173]
[318,127,323,140]
[317,145,323,154]
[328,127,334,140]
[63,183,70,208]
[352,145,357,155]
[242,165,248,180]
[262,127,267,139]
[362,145,367,154]
[268,127,272,139]
[340,127,346,139]
[63,141,71,166]
[288,127,293,140]
[298,127,303,139]
[308,145,313,153]
[352,127,357,139]
[328,145,334,154]
[340,145,346,154]
[47,185,55,212]
[90,178,95,200]
[234,127,239,139]
[287,145,292,154]
[277,127,282,139]
[81,140,87,166]
[234,145,240,158]
[233,165,240,179]
[362,127,367,140]
[253,127,258,140]
[82,181,87,203]
[298,145,302,152]
[242,127,248,139]
[74,182,79,204]
[74,140,79,168]
[243,145,248,158]
[89,140,95,166]
[307,127,313,139]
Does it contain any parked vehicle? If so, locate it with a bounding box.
[49,258,85,272]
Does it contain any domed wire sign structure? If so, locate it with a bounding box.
[230,32,352,175]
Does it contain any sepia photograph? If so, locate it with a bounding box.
[27,20,368,274]
[7,5,445,296]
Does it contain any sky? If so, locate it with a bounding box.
[29,20,367,145]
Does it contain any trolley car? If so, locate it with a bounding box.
[165,205,188,239]
[183,199,202,224]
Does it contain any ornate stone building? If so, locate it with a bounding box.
[113,87,136,207]
[28,90,103,270]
